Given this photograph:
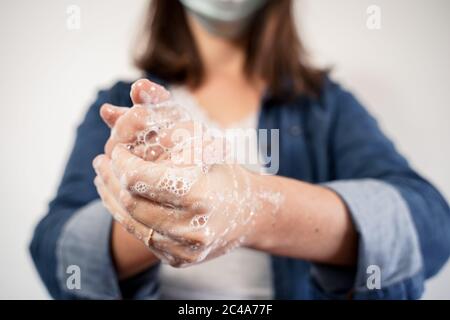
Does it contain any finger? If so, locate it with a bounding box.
[93,153,181,238]
[130,143,166,162]
[130,79,171,105]
[93,172,201,262]
[100,103,129,128]
[129,122,195,162]
[105,102,193,160]
[94,176,154,245]
[94,175,127,224]
[118,190,198,236]
[105,105,151,156]
[112,144,203,206]
[150,231,211,267]
[144,233,181,266]
[153,120,230,167]
[93,154,120,198]
[118,187,214,251]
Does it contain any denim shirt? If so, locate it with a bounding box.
[29,76,450,299]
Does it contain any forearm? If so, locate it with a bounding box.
[111,221,159,280]
[248,174,358,266]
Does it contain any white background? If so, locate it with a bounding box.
[0,0,449,299]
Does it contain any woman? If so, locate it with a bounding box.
[30,0,450,299]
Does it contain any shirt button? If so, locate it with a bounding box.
[289,125,302,136]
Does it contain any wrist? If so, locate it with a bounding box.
[243,173,281,250]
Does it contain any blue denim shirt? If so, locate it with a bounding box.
[29,76,450,299]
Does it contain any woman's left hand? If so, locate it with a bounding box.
[93,144,280,267]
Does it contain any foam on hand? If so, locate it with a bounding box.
[116,94,284,267]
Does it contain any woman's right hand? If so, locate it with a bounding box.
[100,79,172,159]
[99,78,237,271]
[100,79,172,279]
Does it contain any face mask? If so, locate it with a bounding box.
[179,0,268,38]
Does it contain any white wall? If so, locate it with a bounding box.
[0,0,448,299]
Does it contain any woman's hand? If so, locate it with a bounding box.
[94,79,176,278]
[94,79,282,266]
[94,142,282,267]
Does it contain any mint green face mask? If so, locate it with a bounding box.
[179,0,268,38]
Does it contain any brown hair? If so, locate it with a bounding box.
[134,0,325,99]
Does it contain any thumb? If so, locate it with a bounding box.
[130,78,171,105]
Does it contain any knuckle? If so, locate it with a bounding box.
[123,218,136,235]
[186,230,213,249]
[169,259,184,268]
[101,169,110,185]
[178,252,196,264]
[172,249,205,267]
[126,106,147,128]
[92,154,104,170]
[170,254,194,268]
[189,250,207,265]
[104,138,114,155]
[131,181,151,196]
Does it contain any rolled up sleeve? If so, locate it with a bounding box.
[311,179,423,296]
[56,200,159,299]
